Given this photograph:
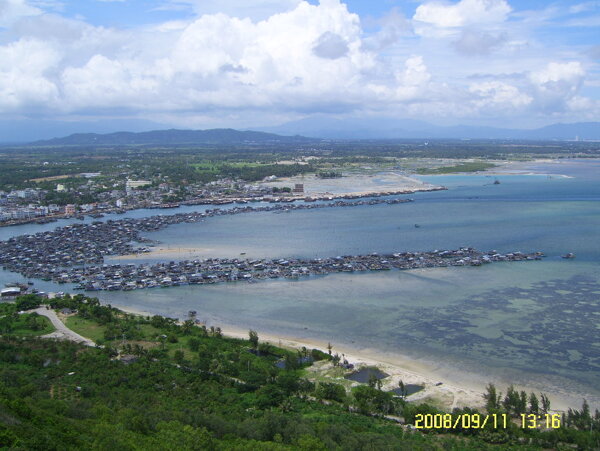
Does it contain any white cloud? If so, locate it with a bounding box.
[469,80,532,110]
[530,61,584,87]
[569,1,600,14]
[0,0,597,127]
[0,0,42,27]
[453,29,507,55]
[0,38,60,109]
[413,0,511,36]
[169,0,302,21]
[528,62,586,112]
[312,32,349,59]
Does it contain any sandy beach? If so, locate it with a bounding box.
[113,303,577,413]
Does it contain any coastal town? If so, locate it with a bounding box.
[0,170,445,227]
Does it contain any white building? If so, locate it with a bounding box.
[126,180,151,190]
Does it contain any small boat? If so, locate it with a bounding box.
[494,179,500,185]
[414,224,421,228]
[562,253,575,259]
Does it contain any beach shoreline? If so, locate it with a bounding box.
[113,303,581,413]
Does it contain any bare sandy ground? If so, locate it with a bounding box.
[261,171,440,197]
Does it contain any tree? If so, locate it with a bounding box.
[519,391,528,415]
[529,392,539,414]
[315,382,346,403]
[398,380,408,400]
[327,342,332,355]
[368,374,382,390]
[332,353,340,367]
[484,383,501,411]
[181,320,195,335]
[248,330,259,350]
[188,338,200,352]
[541,393,551,414]
[174,350,184,364]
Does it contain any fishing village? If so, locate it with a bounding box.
[0,195,545,292]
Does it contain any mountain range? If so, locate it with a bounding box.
[258,117,600,140]
[31,128,312,146]
[11,120,600,146]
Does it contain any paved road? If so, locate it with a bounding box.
[29,307,96,347]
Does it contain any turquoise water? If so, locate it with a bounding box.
[2,159,599,407]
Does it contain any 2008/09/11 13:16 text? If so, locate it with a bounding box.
[415,413,561,429]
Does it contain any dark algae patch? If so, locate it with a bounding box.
[389,384,424,396]
[345,366,389,383]
[386,275,600,386]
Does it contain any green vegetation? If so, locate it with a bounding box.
[1,139,598,193]
[65,316,107,343]
[317,171,343,178]
[415,162,497,174]
[1,294,599,450]
[192,161,313,183]
[0,312,54,337]
[0,301,54,337]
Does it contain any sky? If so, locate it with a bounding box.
[0,0,599,139]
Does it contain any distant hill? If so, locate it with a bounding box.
[31,128,315,146]
[259,117,600,140]
[23,122,600,146]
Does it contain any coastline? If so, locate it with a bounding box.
[114,303,578,413]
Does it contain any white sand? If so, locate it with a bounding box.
[113,304,581,412]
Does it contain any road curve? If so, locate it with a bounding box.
[28,307,96,347]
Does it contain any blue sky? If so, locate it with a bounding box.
[0,0,598,139]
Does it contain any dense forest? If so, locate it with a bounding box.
[1,295,599,450]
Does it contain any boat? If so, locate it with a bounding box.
[494,179,500,185]
[562,253,575,259]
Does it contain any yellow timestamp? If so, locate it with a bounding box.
[414,413,562,430]
[521,413,561,429]
[415,413,510,429]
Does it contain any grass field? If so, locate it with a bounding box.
[416,161,496,174]
[10,314,55,336]
[65,316,107,342]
